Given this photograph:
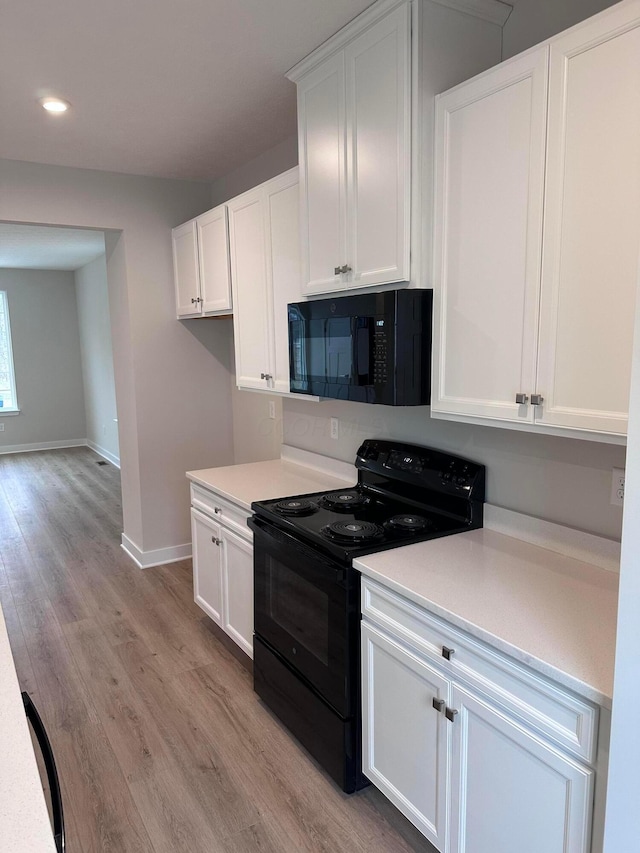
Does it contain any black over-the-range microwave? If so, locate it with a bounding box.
[287,289,433,406]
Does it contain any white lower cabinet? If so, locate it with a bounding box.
[362,623,449,850]
[361,580,596,853]
[450,684,593,853]
[190,488,254,658]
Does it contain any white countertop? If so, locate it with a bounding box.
[0,607,56,852]
[187,456,354,510]
[355,528,618,708]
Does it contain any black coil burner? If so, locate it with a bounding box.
[320,490,369,512]
[321,521,384,543]
[273,498,317,516]
[385,514,433,533]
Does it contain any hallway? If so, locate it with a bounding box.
[0,448,432,853]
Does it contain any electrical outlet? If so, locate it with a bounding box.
[330,417,339,440]
[0,424,4,432]
[268,401,276,420]
[611,467,625,507]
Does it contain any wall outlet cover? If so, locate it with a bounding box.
[268,401,276,420]
[0,424,4,432]
[611,467,625,507]
[330,417,339,440]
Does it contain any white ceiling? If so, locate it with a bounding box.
[0,0,376,182]
[0,224,106,270]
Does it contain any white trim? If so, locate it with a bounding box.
[120,534,192,570]
[86,440,120,469]
[430,407,626,446]
[0,438,86,455]
[280,444,356,482]
[484,504,621,573]
[287,0,512,82]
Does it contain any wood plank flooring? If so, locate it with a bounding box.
[0,448,435,853]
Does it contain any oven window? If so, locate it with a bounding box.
[268,557,329,666]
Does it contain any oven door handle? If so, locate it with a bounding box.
[248,516,348,585]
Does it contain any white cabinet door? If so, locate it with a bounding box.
[450,684,593,853]
[173,219,201,318]
[536,12,640,435]
[345,1,410,288]
[228,188,272,391]
[266,168,301,395]
[432,47,549,423]
[191,508,223,626]
[297,53,347,295]
[221,527,254,659]
[362,623,450,851]
[197,205,232,315]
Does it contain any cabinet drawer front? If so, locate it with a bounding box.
[190,485,251,539]
[362,578,597,762]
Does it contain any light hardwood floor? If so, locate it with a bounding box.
[0,448,435,853]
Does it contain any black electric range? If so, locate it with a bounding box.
[249,439,485,793]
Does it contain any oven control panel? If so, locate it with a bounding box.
[356,439,485,500]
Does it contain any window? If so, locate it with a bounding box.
[0,291,18,411]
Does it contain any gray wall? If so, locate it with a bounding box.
[74,254,120,464]
[283,399,625,540]
[502,0,618,58]
[0,268,86,449]
[0,158,234,557]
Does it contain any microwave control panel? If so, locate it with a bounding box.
[373,320,388,385]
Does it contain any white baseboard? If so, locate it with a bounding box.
[87,440,120,469]
[121,533,192,569]
[0,438,87,455]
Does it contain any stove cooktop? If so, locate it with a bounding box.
[252,486,470,562]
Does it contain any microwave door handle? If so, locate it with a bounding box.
[352,317,373,385]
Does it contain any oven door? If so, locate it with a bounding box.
[250,517,356,718]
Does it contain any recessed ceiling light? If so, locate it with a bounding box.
[40,97,70,113]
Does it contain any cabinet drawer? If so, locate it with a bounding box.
[190,485,251,539]
[362,578,598,763]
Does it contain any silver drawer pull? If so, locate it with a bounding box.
[442,646,455,661]
[432,698,445,713]
[515,393,528,404]
[445,707,458,723]
[531,394,544,406]
[214,507,221,514]
[211,536,221,546]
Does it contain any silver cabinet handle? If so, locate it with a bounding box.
[211,536,221,546]
[445,707,458,723]
[432,698,445,713]
[515,393,528,404]
[214,507,221,514]
[442,646,455,661]
[261,373,272,381]
[334,265,352,275]
[531,394,544,406]
[334,266,342,275]
[191,297,197,304]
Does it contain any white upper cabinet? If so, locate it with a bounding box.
[172,203,232,318]
[228,167,306,396]
[173,219,201,317]
[289,0,411,294]
[432,46,549,424]
[536,8,640,435]
[295,53,347,294]
[196,205,232,315]
[432,1,640,441]
[289,0,508,297]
